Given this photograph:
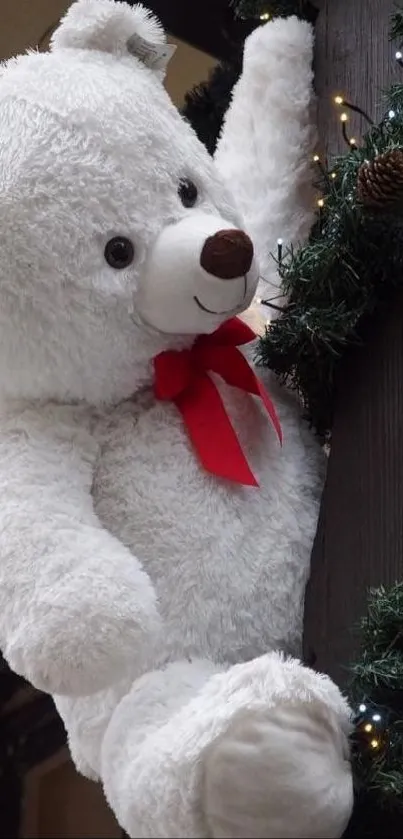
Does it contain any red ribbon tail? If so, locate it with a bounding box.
[200,345,283,446]
[256,378,283,445]
[201,316,257,348]
[175,373,259,487]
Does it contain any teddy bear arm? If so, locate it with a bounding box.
[0,409,159,696]
[215,16,316,306]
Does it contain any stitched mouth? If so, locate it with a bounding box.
[194,276,248,316]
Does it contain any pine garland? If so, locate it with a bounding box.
[346,583,403,836]
[182,60,242,154]
[231,0,317,20]
[257,10,403,437]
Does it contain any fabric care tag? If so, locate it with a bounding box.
[127,33,177,71]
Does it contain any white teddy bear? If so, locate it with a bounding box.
[0,1,353,835]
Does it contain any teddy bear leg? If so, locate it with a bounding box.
[55,659,220,788]
[100,654,353,838]
[54,675,137,782]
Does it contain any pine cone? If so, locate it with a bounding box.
[357,148,403,208]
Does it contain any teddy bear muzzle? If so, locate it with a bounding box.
[136,214,259,335]
[200,229,254,280]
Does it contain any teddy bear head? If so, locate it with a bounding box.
[0,0,259,405]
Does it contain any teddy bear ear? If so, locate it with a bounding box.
[50,0,176,76]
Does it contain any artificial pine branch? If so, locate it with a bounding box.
[182,60,242,154]
[345,583,403,835]
[390,10,403,42]
[257,8,403,437]
[231,0,317,21]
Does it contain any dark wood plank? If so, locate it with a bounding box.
[304,0,403,684]
[304,296,403,684]
[315,0,401,158]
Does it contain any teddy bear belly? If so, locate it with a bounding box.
[93,389,322,669]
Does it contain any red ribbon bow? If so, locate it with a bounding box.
[153,317,282,487]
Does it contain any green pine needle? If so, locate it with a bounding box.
[347,583,403,819]
[390,10,403,42]
[230,0,314,20]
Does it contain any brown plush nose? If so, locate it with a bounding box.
[200,229,254,280]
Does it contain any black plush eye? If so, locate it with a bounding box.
[104,236,135,269]
[178,179,198,208]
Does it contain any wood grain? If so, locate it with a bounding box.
[304,296,403,684]
[304,0,403,684]
[314,0,401,158]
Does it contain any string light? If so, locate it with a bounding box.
[317,198,325,208]
[354,703,389,759]
[334,94,373,125]
[340,113,354,149]
[313,153,334,185]
[350,137,358,150]
[389,109,396,119]
[277,237,283,263]
[331,172,337,179]
[396,50,403,67]
[260,11,270,21]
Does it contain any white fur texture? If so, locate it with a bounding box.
[0,2,353,836]
[96,655,353,838]
[51,0,166,60]
[215,16,316,315]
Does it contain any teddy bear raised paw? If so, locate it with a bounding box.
[0,0,353,835]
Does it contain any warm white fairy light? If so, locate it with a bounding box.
[389,109,396,118]
[317,198,325,208]
[313,154,320,163]
[340,112,348,123]
[331,172,337,179]
[260,11,270,21]
[334,95,344,106]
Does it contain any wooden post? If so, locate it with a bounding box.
[304,295,403,683]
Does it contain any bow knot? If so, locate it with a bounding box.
[153,317,282,487]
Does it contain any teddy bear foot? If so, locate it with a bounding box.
[100,654,353,838]
[203,703,353,838]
